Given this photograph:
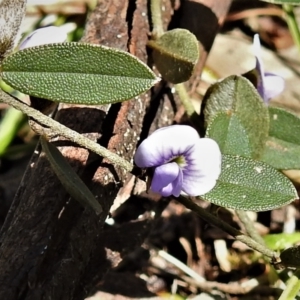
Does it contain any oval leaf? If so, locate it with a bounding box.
[262,107,300,169]
[148,29,199,83]
[201,154,297,211]
[280,245,300,268]
[205,75,269,159]
[1,43,159,104]
[41,137,103,215]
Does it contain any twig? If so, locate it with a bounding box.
[174,83,201,129]
[150,0,164,38]
[174,83,195,117]
[177,196,277,260]
[0,89,134,172]
[236,210,266,246]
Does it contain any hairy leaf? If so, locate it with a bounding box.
[148,29,199,83]
[280,245,300,268]
[201,154,297,211]
[1,43,159,104]
[205,75,269,159]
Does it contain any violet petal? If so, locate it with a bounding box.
[253,35,266,100]
[134,125,199,168]
[253,34,284,103]
[151,162,182,197]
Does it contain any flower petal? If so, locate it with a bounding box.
[253,34,284,103]
[263,73,285,101]
[19,26,67,50]
[170,171,183,197]
[253,34,266,100]
[151,162,183,197]
[159,172,183,197]
[181,137,221,196]
[134,125,199,168]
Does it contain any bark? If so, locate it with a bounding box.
[0,0,232,299]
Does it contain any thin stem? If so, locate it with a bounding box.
[174,83,201,129]
[236,210,266,246]
[0,89,134,172]
[278,268,300,300]
[174,83,196,118]
[150,0,164,38]
[177,196,277,260]
[150,0,200,129]
[283,4,300,56]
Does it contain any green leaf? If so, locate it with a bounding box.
[1,43,159,104]
[259,0,300,4]
[280,245,300,268]
[262,138,300,170]
[264,233,300,251]
[205,75,269,159]
[148,29,199,83]
[269,107,300,143]
[261,107,300,169]
[0,0,26,60]
[41,137,103,215]
[201,154,297,211]
[206,112,252,158]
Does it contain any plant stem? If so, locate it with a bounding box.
[177,196,277,260]
[0,89,134,172]
[150,0,200,128]
[174,83,196,118]
[278,268,300,300]
[150,0,164,38]
[283,4,300,56]
[174,83,201,129]
[236,210,266,246]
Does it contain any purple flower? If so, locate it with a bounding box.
[19,26,67,50]
[134,125,222,197]
[253,34,284,103]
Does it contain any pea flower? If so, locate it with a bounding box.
[134,125,222,197]
[19,26,67,50]
[253,34,284,103]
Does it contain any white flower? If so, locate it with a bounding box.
[134,125,222,197]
